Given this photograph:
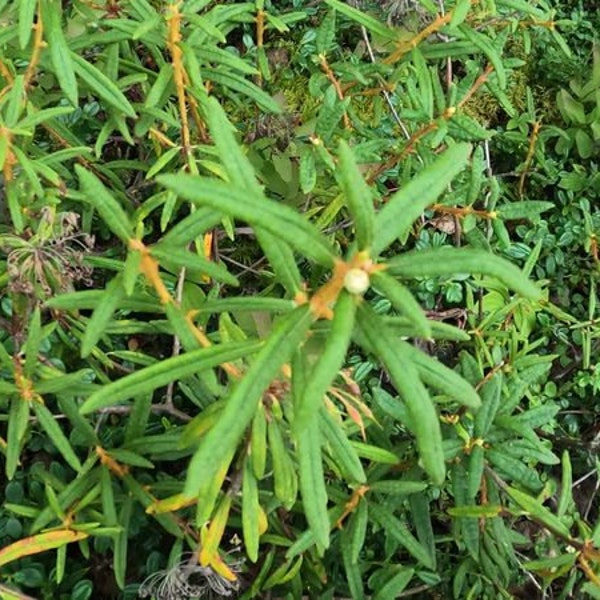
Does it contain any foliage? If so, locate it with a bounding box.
[1,0,600,599]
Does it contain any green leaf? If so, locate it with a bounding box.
[557,89,586,125]
[183,307,313,502]
[320,409,366,483]
[348,499,368,564]
[81,276,125,358]
[31,403,82,473]
[449,0,471,29]
[16,106,75,130]
[369,480,428,495]
[202,68,281,113]
[70,52,136,118]
[159,208,222,247]
[497,201,554,220]
[80,340,262,413]
[505,486,571,539]
[459,25,506,89]
[324,0,398,40]
[42,0,78,106]
[23,308,42,378]
[371,272,431,338]
[373,568,414,600]
[255,229,302,295]
[557,451,573,518]
[75,166,133,242]
[316,9,336,55]
[341,527,365,600]
[385,247,542,300]
[370,504,435,569]
[268,418,298,509]
[296,292,355,430]
[150,245,239,286]
[474,374,502,437]
[336,140,375,251]
[113,496,132,589]
[401,342,481,410]
[18,0,37,49]
[297,423,330,550]
[349,441,399,464]
[158,175,336,267]
[6,398,30,479]
[242,461,261,563]
[372,143,471,255]
[356,305,445,485]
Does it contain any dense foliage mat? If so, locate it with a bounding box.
[1,0,600,598]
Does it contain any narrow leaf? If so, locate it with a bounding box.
[297,423,330,549]
[336,140,375,251]
[183,307,313,501]
[42,0,78,105]
[386,247,542,300]
[158,175,336,267]
[0,530,88,568]
[80,340,262,413]
[372,143,471,255]
[75,166,133,242]
[71,52,136,117]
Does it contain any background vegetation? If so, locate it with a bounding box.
[0,0,600,598]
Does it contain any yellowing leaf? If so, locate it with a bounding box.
[0,530,88,568]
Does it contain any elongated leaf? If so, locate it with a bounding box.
[184,307,313,501]
[75,166,133,241]
[372,143,471,255]
[369,480,428,495]
[505,486,571,539]
[348,499,368,564]
[320,409,366,483]
[386,247,541,300]
[371,272,431,338]
[296,292,355,430]
[23,308,41,378]
[401,342,481,410]
[158,175,336,267]
[255,229,302,295]
[113,495,132,589]
[42,0,78,106]
[459,25,506,89]
[356,305,445,485]
[297,423,330,549]
[81,276,125,358]
[202,68,281,113]
[160,208,223,248]
[373,568,414,600]
[341,527,365,600]
[32,403,82,472]
[150,245,239,286]
[18,0,37,49]
[242,461,260,562]
[370,504,434,569]
[497,201,554,220]
[474,374,502,437]
[268,418,298,509]
[71,52,136,117]
[6,398,29,479]
[0,530,88,568]
[81,340,262,413]
[324,0,398,39]
[336,140,375,250]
